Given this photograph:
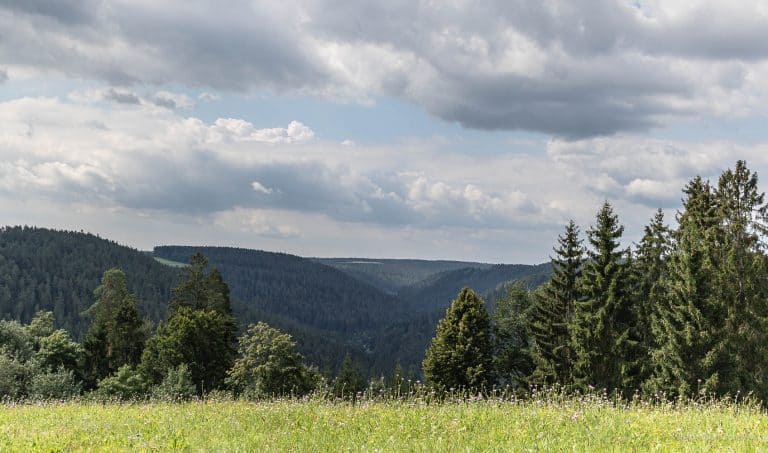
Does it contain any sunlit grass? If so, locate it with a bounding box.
[2,396,768,452]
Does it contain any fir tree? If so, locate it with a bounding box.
[491,282,533,388]
[529,220,583,387]
[570,202,636,394]
[632,209,672,387]
[82,268,147,387]
[647,177,728,397]
[422,287,493,391]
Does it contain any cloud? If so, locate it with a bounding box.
[103,88,140,105]
[150,91,193,109]
[208,119,315,144]
[0,68,7,83]
[2,1,768,136]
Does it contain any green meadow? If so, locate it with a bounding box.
[2,399,767,452]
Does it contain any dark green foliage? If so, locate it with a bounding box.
[318,258,495,295]
[398,264,552,313]
[140,254,237,394]
[648,177,732,397]
[226,322,320,398]
[631,210,672,388]
[333,354,365,399]
[151,364,197,401]
[140,307,235,394]
[571,202,637,394]
[82,268,147,387]
[0,227,176,337]
[491,282,533,388]
[422,288,494,391]
[95,365,148,400]
[529,220,583,387]
[0,312,83,399]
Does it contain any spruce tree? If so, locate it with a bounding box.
[82,268,147,387]
[422,287,493,391]
[647,176,728,397]
[570,202,635,394]
[712,161,768,399]
[140,254,237,393]
[491,282,533,388]
[632,209,672,387]
[529,220,583,387]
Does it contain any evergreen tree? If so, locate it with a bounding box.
[140,254,237,394]
[632,210,672,387]
[140,306,235,393]
[712,161,768,399]
[571,202,636,394]
[647,177,728,397]
[529,220,583,387]
[82,268,147,387]
[333,354,364,399]
[491,282,533,388]
[422,287,493,391]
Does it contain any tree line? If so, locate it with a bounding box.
[423,160,768,402]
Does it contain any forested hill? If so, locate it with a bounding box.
[154,246,406,334]
[315,258,493,294]
[398,263,552,312]
[0,226,177,337]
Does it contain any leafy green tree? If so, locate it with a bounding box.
[140,254,237,394]
[152,364,197,401]
[491,282,533,388]
[82,269,147,387]
[422,287,494,391]
[571,202,636,394]
[95,365,148,400]
[226,322,319,398]
[529,220,583,387]
[140,307,235,394]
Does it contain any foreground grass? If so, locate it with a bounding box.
[1,399,768,451]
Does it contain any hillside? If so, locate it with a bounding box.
[316,258,493,294]
[154,246,416,374]
[0,226,178,337]
[398,263,552,313]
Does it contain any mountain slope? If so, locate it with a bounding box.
[316,258,493,294]
[398,263,552,313]
[0,226,178,337]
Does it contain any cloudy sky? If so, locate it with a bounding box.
[2,0,768,263]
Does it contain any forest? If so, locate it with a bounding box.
[1,160,767,403]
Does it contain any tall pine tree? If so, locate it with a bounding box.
[571,202,636,394]
[647,176,729,397]
[529,220,583,387]
[631,209,672,389]
[82,268,147,388]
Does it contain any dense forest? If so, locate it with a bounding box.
[0,230,546,380]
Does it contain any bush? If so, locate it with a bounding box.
[0,353,32,400]
[152,364,197,401]
[94,365,147,401]
[28,369,81,400]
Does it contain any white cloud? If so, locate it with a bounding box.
[251,181,273,194]
[209,119,315,144]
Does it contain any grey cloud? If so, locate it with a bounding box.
[150,95,176,110]
[2,1,768,136]
[0,68,7,83]
[103,88,140,105]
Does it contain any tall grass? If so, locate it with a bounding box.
[2,390,768,451]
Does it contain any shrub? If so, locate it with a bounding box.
[94,365,147,401]
[28,369,82,400]
[152,364,197,401]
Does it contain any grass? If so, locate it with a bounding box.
[153,257,187,268]
[2,398,768,451]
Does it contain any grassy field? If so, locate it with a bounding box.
[1,399,767,451]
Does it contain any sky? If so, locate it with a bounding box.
[2,1,768,263]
